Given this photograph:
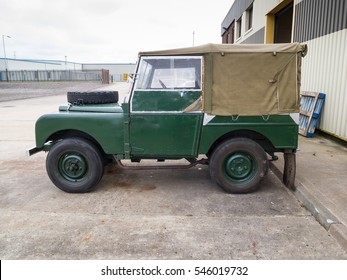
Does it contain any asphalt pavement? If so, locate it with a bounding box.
[0,81,102,102]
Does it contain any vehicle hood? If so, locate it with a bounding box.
[59,103,124,113]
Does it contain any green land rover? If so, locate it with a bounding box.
[27,43,307,194]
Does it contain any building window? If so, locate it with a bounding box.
[226,33,230,43]
[222,21,235,44]
[236,17,242,38]
[230,23,235,43]
[246,4,253,31]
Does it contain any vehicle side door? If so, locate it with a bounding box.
[129,56,203,158]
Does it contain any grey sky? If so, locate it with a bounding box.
[1,0,233,63]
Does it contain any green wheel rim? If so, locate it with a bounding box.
[58,152,88,182]
[223,152,257,184]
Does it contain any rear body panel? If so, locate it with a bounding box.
[199,115,298,154]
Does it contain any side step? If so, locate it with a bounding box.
[113,157,208,170]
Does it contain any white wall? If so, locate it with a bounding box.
[301,29,347,140]
[235,0,279,43]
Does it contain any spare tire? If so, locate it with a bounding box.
[67,91,119,104]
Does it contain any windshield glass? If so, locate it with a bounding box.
[135,56,202,90]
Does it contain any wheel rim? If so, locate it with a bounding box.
[59,152,88,182]
[223,152,257,184]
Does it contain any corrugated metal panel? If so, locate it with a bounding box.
[0,70,101,82]
[294,0,347,42]
[300,29,347,140]
[0,58,82,71]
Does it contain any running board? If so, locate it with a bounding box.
[113,157,208,170]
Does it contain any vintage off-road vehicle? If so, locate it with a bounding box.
[28,43,307,193]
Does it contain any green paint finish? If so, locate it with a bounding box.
[35,102,297,159]
[121,103,131,159]
[59,103,123,113]
[130,113,203,157]
[224,151,257,183]
[59,152,88,182]
[132,90,201,112]
[35,112,125,154]
[199,115,298,153]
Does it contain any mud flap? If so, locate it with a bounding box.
[283,152,296,190]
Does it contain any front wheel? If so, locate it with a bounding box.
[46,138,104,193]
[209,138,268,193]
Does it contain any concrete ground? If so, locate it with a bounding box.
[0,82,346,259]
[271,134,347,252]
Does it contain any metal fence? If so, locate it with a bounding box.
[0,70,102,82]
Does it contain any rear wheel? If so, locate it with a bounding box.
[209,138,268,193]
[46,138,104,193]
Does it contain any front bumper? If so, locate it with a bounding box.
[26,146,43,156]
[26,141,55,156]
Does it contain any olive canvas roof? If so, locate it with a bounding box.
[139,43,307,116]
[139,43,307,57]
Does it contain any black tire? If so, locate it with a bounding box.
[67,91,118,104]
[283,152,296,190]
[209,138,268,194]
[46,138,104,193]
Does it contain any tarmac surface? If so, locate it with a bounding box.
[0,81,346,259]
[0,81,102,102]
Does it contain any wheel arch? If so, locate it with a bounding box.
[206,129,276,158]
[34,112,124,155]
[44,129,106,156]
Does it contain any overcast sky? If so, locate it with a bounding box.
[1,0,233,63]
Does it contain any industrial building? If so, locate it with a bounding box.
[0,58,90,82]
[221,0,347,141]
[0,58,135,83]
[0,58,82,71]
[82,63,136,82]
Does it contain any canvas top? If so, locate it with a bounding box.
[139,43,308,116]
[139,43,307,57]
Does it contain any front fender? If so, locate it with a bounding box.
[35,112,124,154]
